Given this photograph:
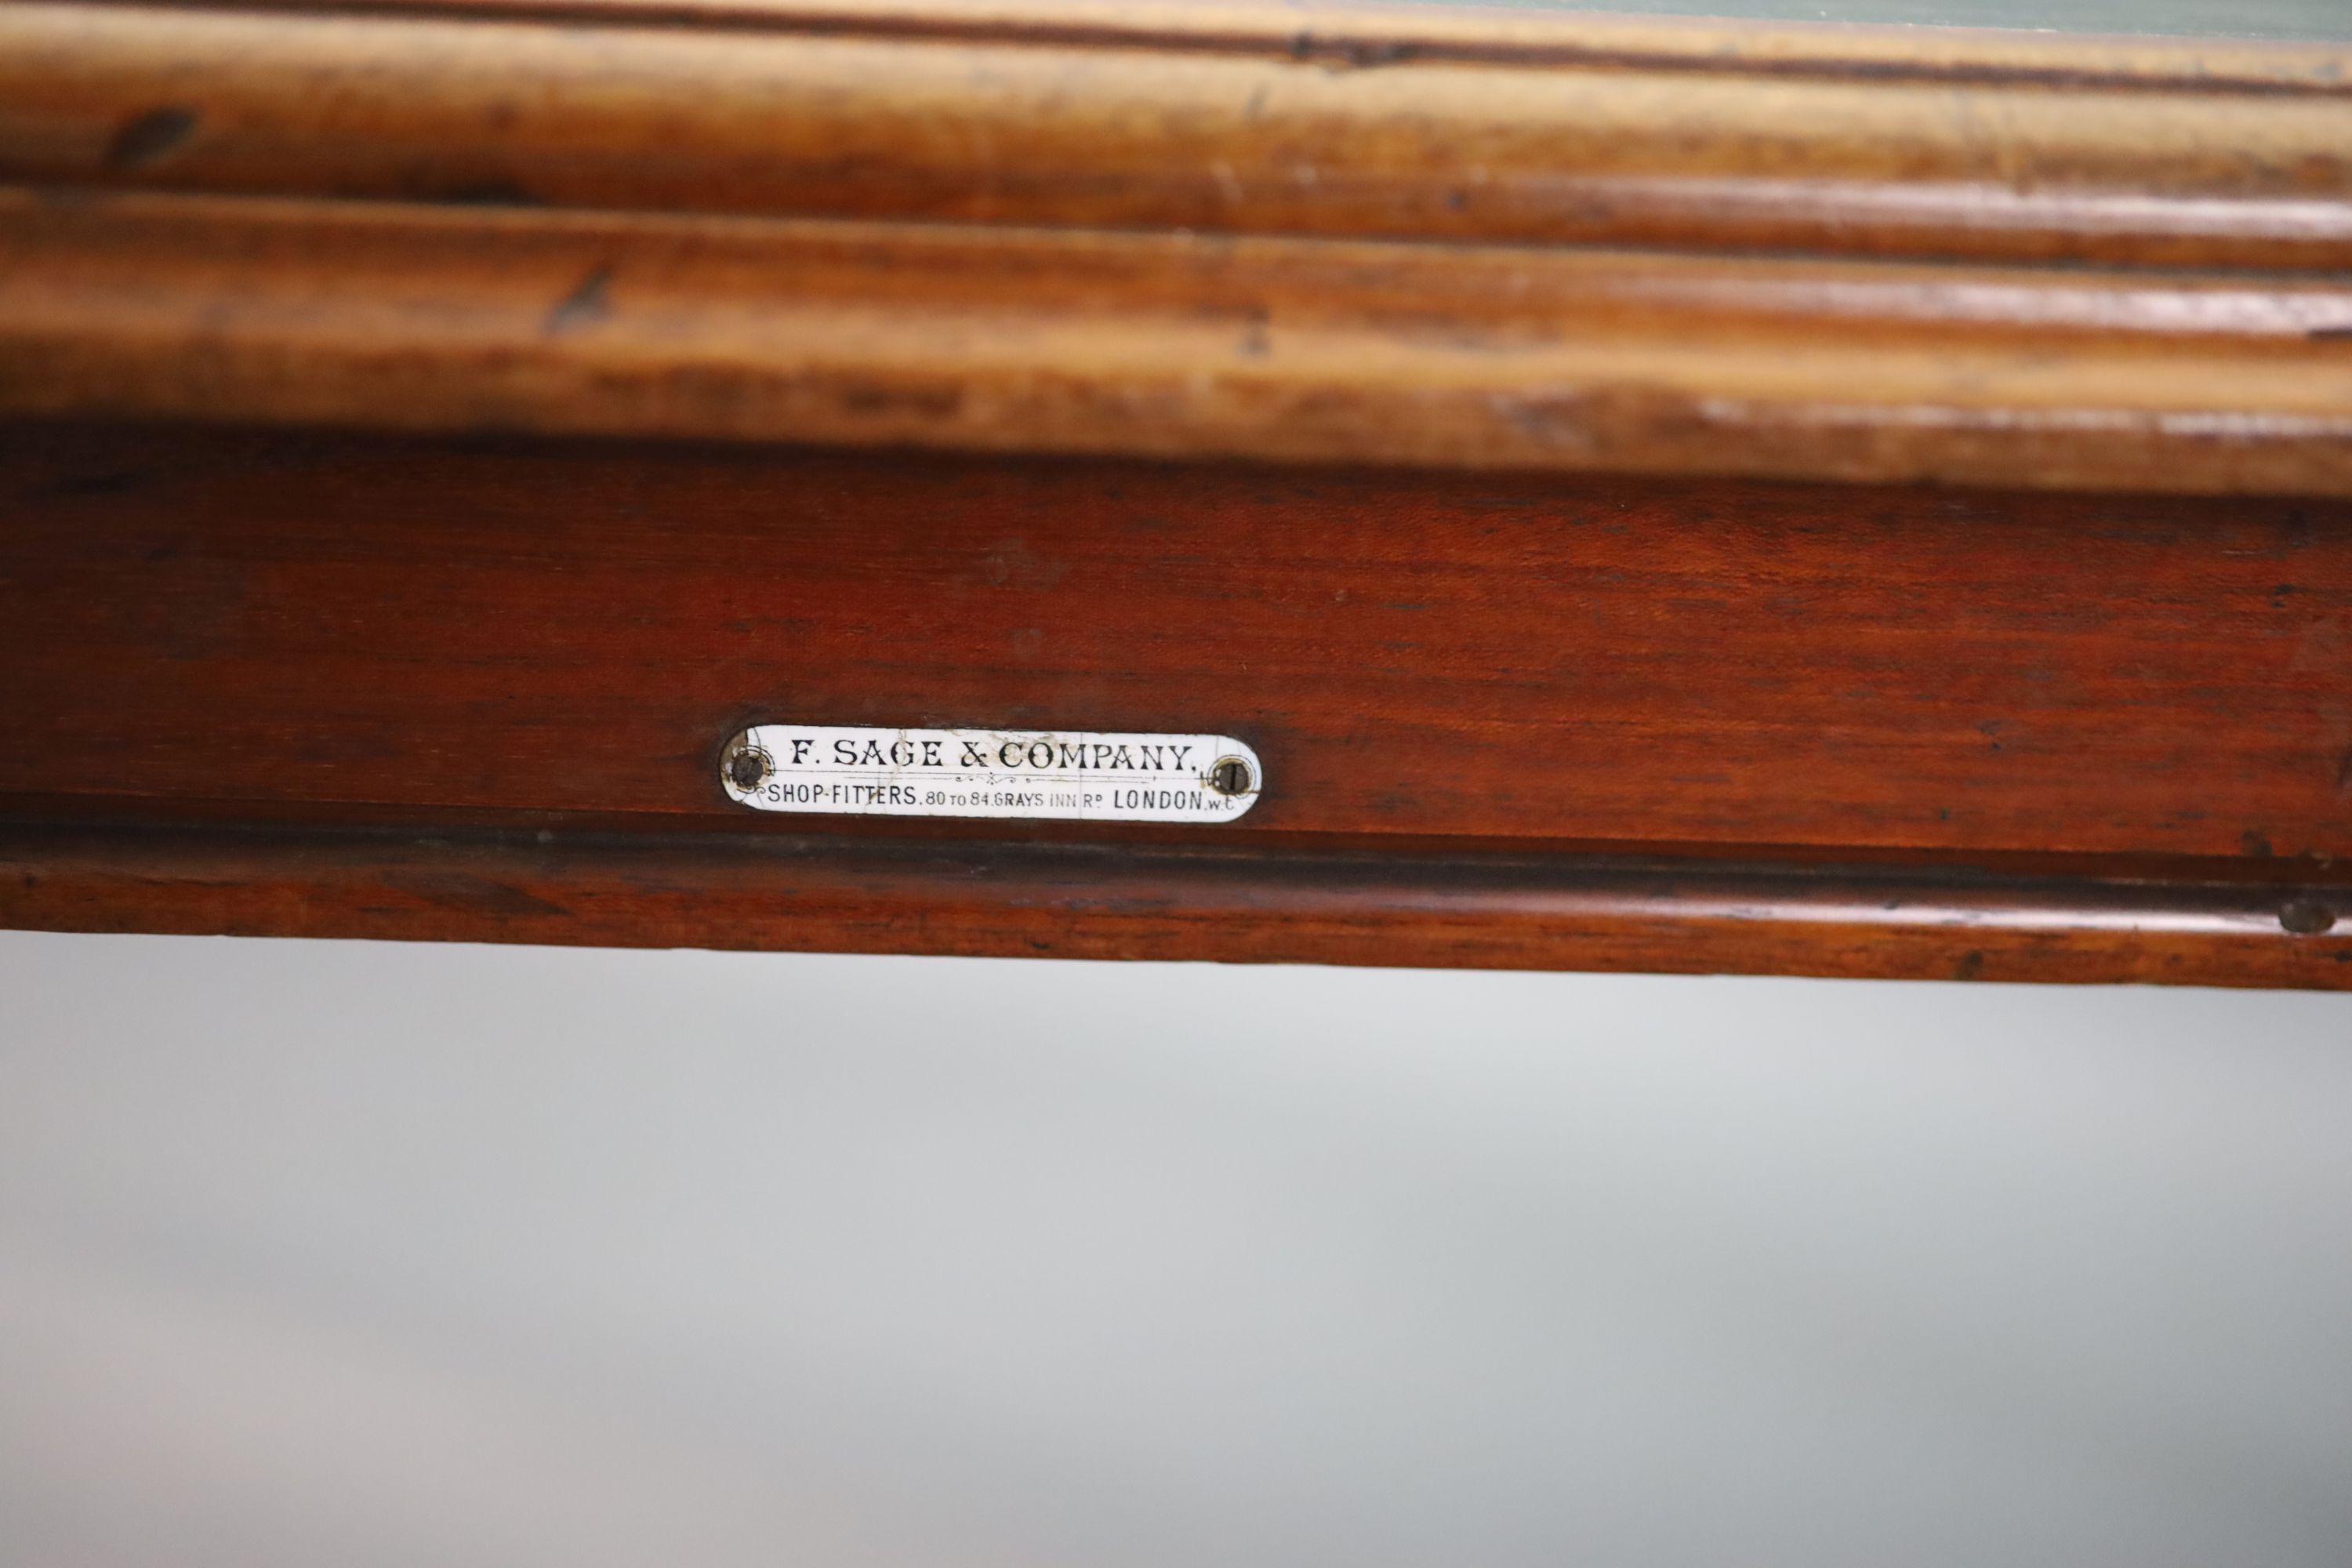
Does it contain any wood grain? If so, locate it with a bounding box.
[57,0,2352,94]
[8,191,2352,495]
[7,0,2350,498]
[9,2,2352,269]
[11,1,2352,985]
[6,819,2349,988]
[9,423,2352,866]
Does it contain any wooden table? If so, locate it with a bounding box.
[7,0,2352,986]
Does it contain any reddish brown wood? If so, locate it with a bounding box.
[5,819,2348,989]
[6,423,2352,874]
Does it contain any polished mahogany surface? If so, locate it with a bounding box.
[11,423,2352,861]
[4,423,2349,985]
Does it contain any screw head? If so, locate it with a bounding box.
[2280,896,2337,936]
[725,745,772,791]
[1207,757,1254,797]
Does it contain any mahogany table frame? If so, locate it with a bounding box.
[6,0,2352,987]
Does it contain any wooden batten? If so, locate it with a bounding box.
[8,1,2352,269]
[10,820,2352,989]
[48,0,2352,93]
[6,190,2352,494]
[2,0,2351,494]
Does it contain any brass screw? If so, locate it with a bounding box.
[1208,757,1254,797]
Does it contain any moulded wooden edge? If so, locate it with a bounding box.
[8,190,2352,496]
[6,2,2352,270]
[5,820,2350,988]
[82,0,2352,94]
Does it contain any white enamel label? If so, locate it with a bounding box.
[720,726,1262,823]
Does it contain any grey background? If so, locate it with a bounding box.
[3,930,2350,1566]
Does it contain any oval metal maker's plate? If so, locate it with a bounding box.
[720,725,1261,823]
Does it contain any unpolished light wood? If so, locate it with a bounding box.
[8,2,2352,269]
[5,821,2350,989]
[7,0,2351,499]
[115,0,2352,93]
[8,191,2352,495]
[9,423,2352,866]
